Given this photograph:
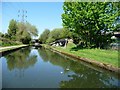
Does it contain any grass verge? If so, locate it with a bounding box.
[42,43,118,68]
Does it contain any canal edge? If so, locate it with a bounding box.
[42,45,120,74]
[0,45,29,57]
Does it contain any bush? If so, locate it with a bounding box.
[0,38,22,46]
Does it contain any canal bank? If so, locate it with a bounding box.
[42,44,120,74]
[0,45,28,56]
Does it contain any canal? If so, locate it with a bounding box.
[0,47,120,88]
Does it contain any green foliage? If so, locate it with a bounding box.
[3,33,9,38]
[18,22,38,44]
[39,29,50,43]
[0,37,22,46]
[19,31,31,44]
[7,21,38,44]
[60,28,72,39]
[45,28,73,43]
[47,28,61,43]
[114,24,120,32]
[2,19,38,45]
[62,2,119,48]
[0,32,4,37]
[8,19,18,40]
[25,22,38,37]
[46,37,55,43]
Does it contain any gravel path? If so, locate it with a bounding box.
[0,45,27,51]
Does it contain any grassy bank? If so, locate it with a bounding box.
[0,38,22,47]
[42,43,118,68]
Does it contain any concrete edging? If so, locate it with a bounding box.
[0,45,28,56]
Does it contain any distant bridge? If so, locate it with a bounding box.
[31,39,42,47]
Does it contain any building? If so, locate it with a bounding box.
[111,32,120,50]
[50,39,68,47]
[31,39,42,47]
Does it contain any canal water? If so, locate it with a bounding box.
[0,47,120,88]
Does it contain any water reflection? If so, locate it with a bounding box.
[38,47,72,70]
[5,47,37,71]
[38,47,120,88]
[1,47,120,88]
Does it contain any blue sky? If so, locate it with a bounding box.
[2,2,64,38]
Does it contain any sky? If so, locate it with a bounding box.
[1,2,64,38]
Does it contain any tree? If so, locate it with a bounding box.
[46,28,71,43]
[16,22,38,44]
[4,33,10,39]
[25,22,38,37]
[0,32,4,37]
[46,28,61,43]
[8,19,18,40]
[44,28,73,43]
[39,29,50,44]
[62,2,119,48]
[114,24,120,32]
[60,28,72,39]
